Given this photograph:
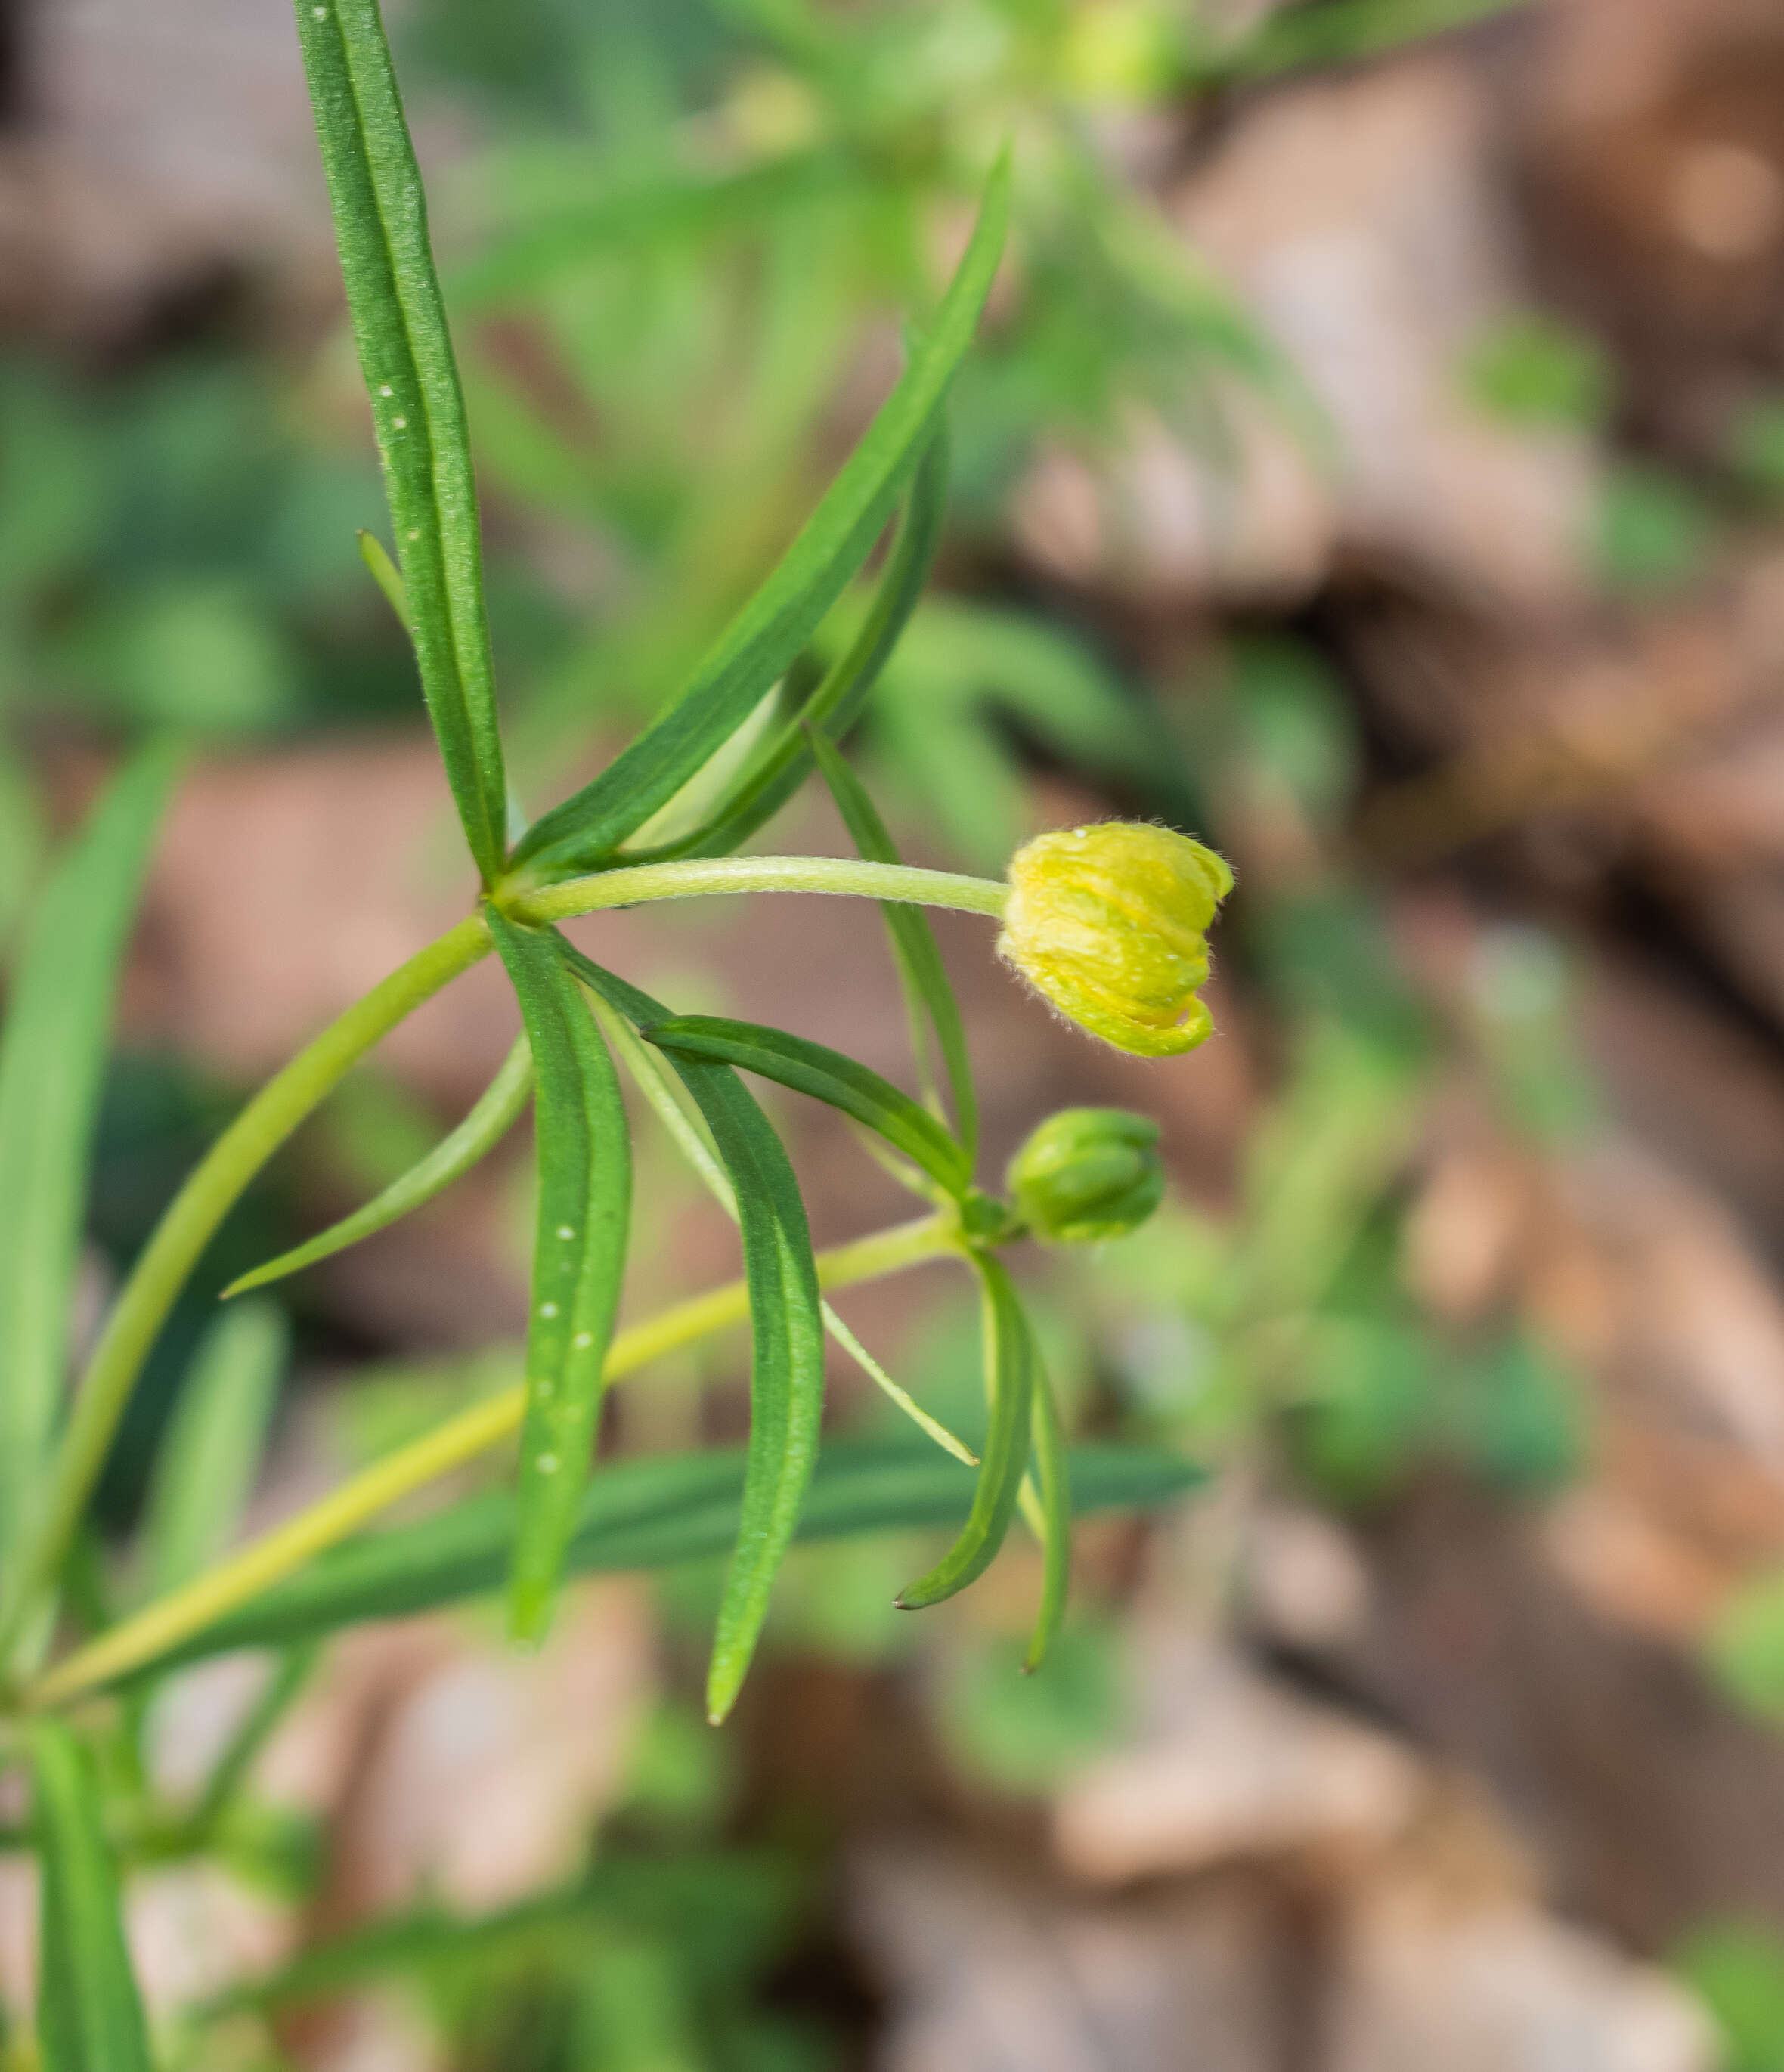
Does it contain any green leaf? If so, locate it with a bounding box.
[809,729,977,1159]
[224,1034,531,1296]
[486,915,631,1643]
[897,1256,1033,1610]
[1221,0,1517,79]
[640,425,951,865]
[294,0,508,884]
[866,601,1182,872]
[816,1304,976,1468]
[451,152,838,306]
[131,1440,1203,1679]
[141,1300,287,1601]
[556,949,824,1721]
[594,993,975,1466]
[644,1014,970,1200]
[0,743,179,1563]
[31,1720,153,2072]
[1024,1351,1071,1673]
[1674,1922,1784,2072]
[185,1643,319,1840]
[509,152,1010,881]
[215,1851,805,2012]
[1707,1568,1784,1723]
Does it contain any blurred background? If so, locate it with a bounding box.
[16,0,1784,2063]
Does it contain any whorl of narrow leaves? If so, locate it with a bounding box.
[562,950,825,1722]
[509,156,1010,882]
[644,426,952,866]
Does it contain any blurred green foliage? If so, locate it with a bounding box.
[1727,395,1784,508]
[1595,462,1716,595]
[0,358,396,736]
[1705,1571,1784,1727]
[1462,309,1613,432]
[1676,1923,1784,2072]
[937,1623,1127,1789]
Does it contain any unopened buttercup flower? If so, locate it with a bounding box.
[997,822,1233,1057]
[1008,1107,1165,1243]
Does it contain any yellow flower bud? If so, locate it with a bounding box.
[997,822,1233,1057]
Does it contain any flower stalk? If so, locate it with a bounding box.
[501,855,1009,928]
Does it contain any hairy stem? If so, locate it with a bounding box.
[27,1213,956,1708]
[503,855,1009,928]
[0,914,495,1669]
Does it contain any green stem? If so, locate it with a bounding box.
[26,1213,957,1709]
[503,855,1009,928]
[0,914,495,1670]
[183,1643,318,1843]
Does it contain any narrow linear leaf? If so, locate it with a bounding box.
[643,425,952,864]
[357,528,408,630]
[0,743,180,1562]
[561,949,823,1722]
[487,915,630,1643]
[590,994,731,1209]
[510,153,1010,879]
[31,1721,153,2072]
[294,0,508,883]
[819,1305,976,1468]
[809,729,977,1160]
[187,1643,320,1838]
[141,1301,287,1602]
[897,1256,1033,1610]
[1024,1352,1072,1674]
[224,1035,531,1296]
[644,1015,970,1200]
[451,151,837,305]
[135,1441,1203,1678]
[598,996,974,1463]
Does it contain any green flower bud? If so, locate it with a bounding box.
[997,822,1233,1057]
[1008,1107,1166,1244]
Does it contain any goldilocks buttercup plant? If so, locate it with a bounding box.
[0,0,1228,2052]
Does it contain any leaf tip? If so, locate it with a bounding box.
[506,1583,556,1652]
